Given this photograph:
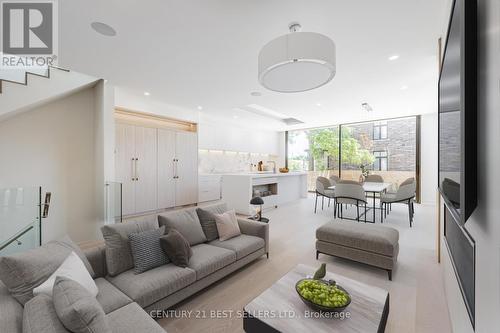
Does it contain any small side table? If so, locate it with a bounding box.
[248,216,270,223]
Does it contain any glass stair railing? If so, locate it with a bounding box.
[105,182,122,224]
[0,187,42,256]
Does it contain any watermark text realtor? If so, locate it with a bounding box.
[1,0,58,67]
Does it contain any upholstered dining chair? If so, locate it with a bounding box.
[334,182,367,222]
[364,174,384,183]
[329,175,340,185]
[314,177,335,213]
[380,177,416,226]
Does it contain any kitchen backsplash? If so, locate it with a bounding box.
[198,150,280,174]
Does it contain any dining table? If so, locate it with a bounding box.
[328,182,392,223]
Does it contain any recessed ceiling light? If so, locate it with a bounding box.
[250,91,262,97]
[388,55,400,61]
[316,103,322,107]
[400,85,408,90]
[233,115,239,119]
[91,22,117,37]
[197,106,203,110]
[144,92,150,96]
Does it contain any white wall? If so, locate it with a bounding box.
[442,1,500,332]
[420,113,438,204]
[0,86,105,242]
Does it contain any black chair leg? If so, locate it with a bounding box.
[408,200,412,227]
[387,270,392,281]
[380,202,384,223]
[314,193,318,213]
[334,202,337,218]
[364,203,367,223]
[357,204,360,222]
[322,196,324,210]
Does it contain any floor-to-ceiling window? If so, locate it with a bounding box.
[287,116,419,196]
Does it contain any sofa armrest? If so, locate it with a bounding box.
[83,245,107,278]
[237,218,269,254]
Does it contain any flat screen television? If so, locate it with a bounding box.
[438,0,477,225]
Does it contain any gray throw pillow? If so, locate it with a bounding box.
[159,230,193,268]
[100,219,159,276]
[158,209,207,246]
[128,226,169,274]
[0,236,94,305]
[196,205,229,241]
[22,294,68,333]
[53,276,111,333]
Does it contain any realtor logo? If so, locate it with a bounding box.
[2,2,53,54]
[1,1,58,68]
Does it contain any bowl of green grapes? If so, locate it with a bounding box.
[295,278,351,312]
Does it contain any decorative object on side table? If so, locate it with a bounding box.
[249,196,269,223]
[295,263,351,313]
[279,167,289,173]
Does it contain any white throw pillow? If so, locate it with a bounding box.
[33,251,98,298]
[214,210,241,241]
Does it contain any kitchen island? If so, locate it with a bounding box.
[221,172,308,215]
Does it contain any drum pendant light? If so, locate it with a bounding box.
[258,23,336,93]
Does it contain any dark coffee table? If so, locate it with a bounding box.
[243,264,389,333]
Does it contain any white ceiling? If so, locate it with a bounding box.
[59,0,447,131]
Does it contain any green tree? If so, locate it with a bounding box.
[307,127,374,171]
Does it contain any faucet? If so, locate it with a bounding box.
[267,161,276,173]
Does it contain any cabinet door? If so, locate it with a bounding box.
[134,126,158,213]
[175,132,198,206]
[157,129,176,209]
[115,123,136,215]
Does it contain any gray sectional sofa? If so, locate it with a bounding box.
[0,202,269,333]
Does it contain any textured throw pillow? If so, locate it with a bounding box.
[0,236,94,305]
[196,208,220,241]
[100,219,159,276]
[159,230,193,268]
[214,210,241,241]
[158,209,207,246]
[128,226,168,274]
[33,251,98,298]
[53,276,111,333]
[23,294,69,333]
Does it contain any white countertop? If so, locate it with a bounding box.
[210,172,307,178]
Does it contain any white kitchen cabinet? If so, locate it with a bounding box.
[115,124,158,215]
[157,129,176,209]
[116,123,198,216]
[175,131,198,206]
[199,175,222,202]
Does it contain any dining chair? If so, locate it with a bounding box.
[364,174,384,183]
[314,177,335,213]
[334,183,367,222]
[329,175,340,185]
[380,178,416,226]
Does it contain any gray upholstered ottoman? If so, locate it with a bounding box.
[316,221,399,280]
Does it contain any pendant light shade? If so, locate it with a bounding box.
[258,24,336,93]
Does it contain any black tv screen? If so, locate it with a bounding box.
[438,0,476,224]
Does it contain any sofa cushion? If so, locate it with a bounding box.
[196,203,228,241]
[158,208,207,246]
[316,221,399,257]
[0,236,94,305]
[209,234,265,260]
[188,244,236,280]
[128,227,168,274]
[95,278,132,314]
[1,281,23,333]
[106,264,196,308]
[53,276,111,333]
[101,219,159,276]
[159,229,193,268]
[214,210,241,241]
[106,302,165,333]
[22,294,69,333]
[33,251,98,298]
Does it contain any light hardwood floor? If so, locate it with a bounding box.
[156,196,451,333]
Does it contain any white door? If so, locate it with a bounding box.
[175,132,198,206]
[134,126,158,213]
[157,129,176,209]
[115,123,136,216]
